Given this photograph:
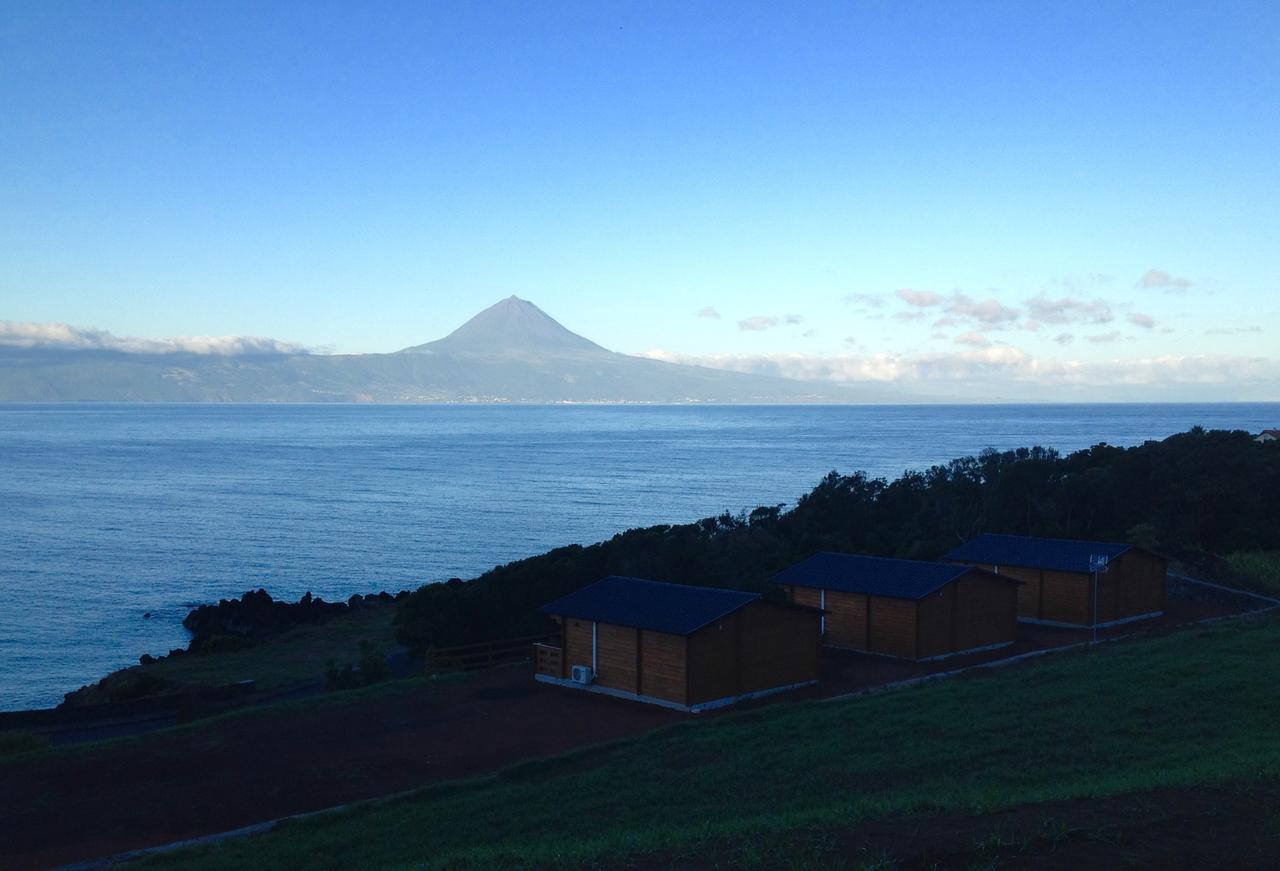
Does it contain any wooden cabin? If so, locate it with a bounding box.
[944,533,1166,628]
[772,552,1020,661]
[534,575,821,712]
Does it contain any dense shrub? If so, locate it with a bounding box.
[395,428,1280,651]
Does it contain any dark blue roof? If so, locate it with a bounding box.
[770,552,1002,600]
[538,576,760,636]
[943,534,1133,574]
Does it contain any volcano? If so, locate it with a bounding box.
[0,298,881,403]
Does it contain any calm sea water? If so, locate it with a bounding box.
[1,403,1276,710]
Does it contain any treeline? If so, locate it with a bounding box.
[394,427,1280,651]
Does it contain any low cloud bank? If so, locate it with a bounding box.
[0,321,308,356]
[640,347,1280,399]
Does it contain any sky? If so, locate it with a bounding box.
[2,1,1278,399]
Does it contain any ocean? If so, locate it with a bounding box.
[1,402,1275,711]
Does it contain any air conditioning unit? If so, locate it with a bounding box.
[570,665,594,685]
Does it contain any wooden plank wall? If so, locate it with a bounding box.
[961,561,1041,618]
[1109,550,1167,620]
[787,585,869,649]
[594,623,638,694]
[867,596,918,659]
[1041,570,1092,625]
[915,584,955,659]
[736,602,820,696]
[563,617,594,676]
[686,614,739,706]
[639,630,687,704]
[560,616,687,704]
[953,574,1018,649]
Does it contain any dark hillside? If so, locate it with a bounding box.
[396,427,1280,650]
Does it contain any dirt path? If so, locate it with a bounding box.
[0,668,679,871]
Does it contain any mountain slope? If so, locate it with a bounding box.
[399,296,606,356]
[0,298,891,403]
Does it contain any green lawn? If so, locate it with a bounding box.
[1226,551,1280,597]
[131,610,1280,870]
[141,605,403,692]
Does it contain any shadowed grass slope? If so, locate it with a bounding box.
[132,612,1280,869]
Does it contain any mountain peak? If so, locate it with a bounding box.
[400,297,608,356]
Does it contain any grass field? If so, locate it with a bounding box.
[129,609,1280,870]
[96,604,403,697]
[1226,551,1280,596]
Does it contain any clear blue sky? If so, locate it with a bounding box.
[2,1,1278,397]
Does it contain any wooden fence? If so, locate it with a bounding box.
[424,632,559,676]
[533,642,562,677]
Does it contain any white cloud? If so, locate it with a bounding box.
[1127,312,1156,329]
[896,289,1019,328]
[893,311,927,323]
[1087,331,1124,344]
[1025,295,1114,326]
[738,313,804,332]
[954,331,990,347]
[895,289,941,307]
[842,293,884,308]
[948,293,1020,327]
[1136,268,1193,292]
[638,347,1280,398]
[1205,326,1263,335]
[0,321,308,355]
[1054,333,1075,345]
[696,307,721,319]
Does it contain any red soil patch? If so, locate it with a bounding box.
[0,669,679,870]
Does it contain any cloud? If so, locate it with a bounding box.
[738,314,804,332]
[954,331,990,348]
[1136,268,1193,292]
[802,329,817,338]
[1127,312,1156,329]
[1205,326,1263,335]
[1054,333,1075,345]
[895,289,941,307]
[0,321,308,356]
[893,311,927,323]
[1025,295,1114,326]
[696,307,721,319]
[638,348,1280,399]
[947,293,1020,326]
[896,289,1019,328]
[1087,331,1124,344]
[843,293,884,308]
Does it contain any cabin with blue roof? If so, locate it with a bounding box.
[943,533,1166,627]
[533,575,821,712]
[771,553,1020,660]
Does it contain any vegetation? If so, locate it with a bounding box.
[324,641,392,690]
[0,731,49,761]
[1226,551,1280,596]
[150,605,400,690]
[66,605,402,705]
[132,610,1280,869]
[396,427,1280,650]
